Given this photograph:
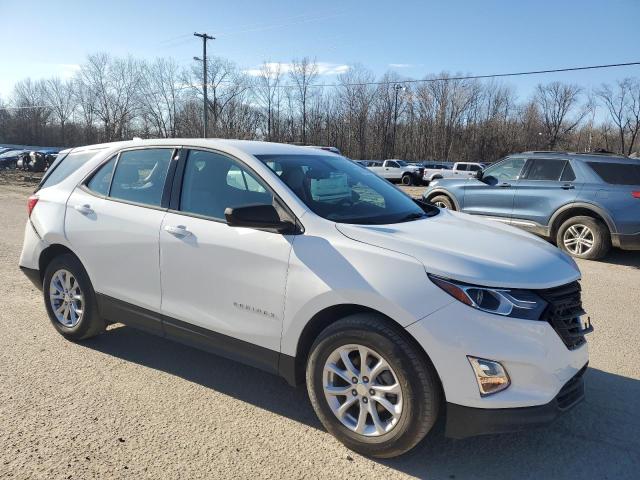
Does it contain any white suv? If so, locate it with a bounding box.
[20,139,591,458]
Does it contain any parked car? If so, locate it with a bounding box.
[367,159,423,185]
[20,140,590,458]
[0,149,26,169]
[423,161,485,184]
[423,151,640,260]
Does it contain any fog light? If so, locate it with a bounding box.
[467,357,510,396]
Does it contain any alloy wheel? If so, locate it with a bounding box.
[49,269,84,328]
[434,201,448,209]
[323,344,403,437]
[563,224,594,256]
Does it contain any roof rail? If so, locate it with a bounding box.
[521,151,569,155]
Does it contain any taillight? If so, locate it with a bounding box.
[632,191,640,199]
[27,195,39,217]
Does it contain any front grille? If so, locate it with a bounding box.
[556,364,587,410]
[538,281,590,350]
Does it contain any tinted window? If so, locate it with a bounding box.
[387,161,399,168]
[457,164,468,171]
[525,159,566,181]
[110,149,173,207]
[561,163,576,182]
[468,164,482,172]
[87,157,116,196]
[257,154,438,224]
[588,162,640,185]
[483,158,526,182]
[180,150,273,220]
[40,150,102,189]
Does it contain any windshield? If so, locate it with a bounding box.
[257,154,438,224]
[396,160,409,166]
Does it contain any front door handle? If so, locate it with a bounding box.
[164,225,191,237]
[74,204,94,215]
[561,183,575,190]
[497,182,512,188]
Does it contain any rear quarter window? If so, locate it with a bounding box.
[39,150,103,190]
[587,162,640,185]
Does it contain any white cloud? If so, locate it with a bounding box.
[389,63,413,69]
[244,62,350,78]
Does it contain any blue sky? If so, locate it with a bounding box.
[1,0,639,101]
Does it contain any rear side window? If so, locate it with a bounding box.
[39,150,101,189]
[524,159,566,181]
[109,149,173,207]
[87,157,116,196]
[456,164,468,171]
[588,162,640,185]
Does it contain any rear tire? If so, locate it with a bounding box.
[306,314,441,458]
[43,253,105,340]
[430,195,454,210]
[556,215,611,260]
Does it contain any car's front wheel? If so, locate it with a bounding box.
[43,253,105,340]
[430,194,454,210]
[306,314,441,458]
[556,215,611,260]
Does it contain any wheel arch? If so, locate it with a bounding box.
[424,189,460,210]
[284,304,443,391]
[549,203,616,239]
[38,244,81,282]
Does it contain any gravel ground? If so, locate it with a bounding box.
[1,183,639,479]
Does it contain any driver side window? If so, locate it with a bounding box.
[483,158,526,182]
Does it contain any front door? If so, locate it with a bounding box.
[159,149,293,370]
[461,157,527,221]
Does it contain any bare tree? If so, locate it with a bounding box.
[598,78,640,155]
[44,77,76,144]
[289,57,318,143]
[535,81,585,149]
[253,62,282,141]
[139,58,182,137]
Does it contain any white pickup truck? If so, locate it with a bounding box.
[367,159,423,185]
[422,162,485,184]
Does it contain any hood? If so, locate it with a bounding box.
[336,210,581,290]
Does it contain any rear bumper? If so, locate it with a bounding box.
[612,232,640,250]
[20,266,42,290]
[446,364,587,439]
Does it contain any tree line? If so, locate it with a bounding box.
[1,52,639,162]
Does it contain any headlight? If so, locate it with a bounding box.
[429,274,547,320]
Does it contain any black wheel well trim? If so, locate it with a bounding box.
[38,244,80,282]
[424,189,460,210]
[549,203,616,238]
[285,303,444,393]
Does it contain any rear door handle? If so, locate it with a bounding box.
[561,183,575,190]
[74,204,94,215]
[164,225,191,237]
[498,182,512,188]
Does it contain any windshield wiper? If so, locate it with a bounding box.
[398,212,428,222]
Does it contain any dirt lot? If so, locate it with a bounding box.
[1,181,639,479]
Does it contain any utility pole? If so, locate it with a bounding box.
[392,83,404,158]
[194,32,215,138]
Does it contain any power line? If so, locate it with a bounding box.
[1,60,638,111]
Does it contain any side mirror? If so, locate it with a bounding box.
[224,204,296,234]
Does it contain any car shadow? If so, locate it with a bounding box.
[602,250,640,269]
[82,325,640,479]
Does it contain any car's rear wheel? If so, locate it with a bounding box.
[306,314,441,458]
[556,215,611,260]
[430,194,454,210]
[43,253,105,340]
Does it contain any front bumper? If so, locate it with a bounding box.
[612,232,640,250]
[445,364,587,438]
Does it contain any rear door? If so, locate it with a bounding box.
[461,157,527,221]
[65,147,177,333]
[512,158,581,228]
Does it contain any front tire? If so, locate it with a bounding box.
[556,216,611,260]
[401,174,412,186]
[306,314,441,458]
[430,194,454,210]
[43,253,105,340]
